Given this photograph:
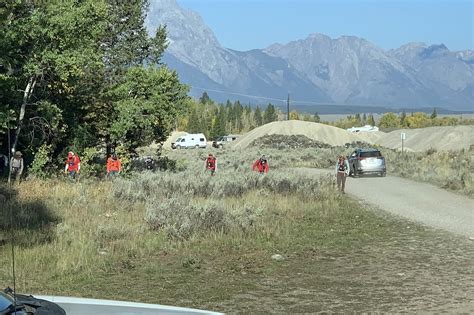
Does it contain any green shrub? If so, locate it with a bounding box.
[28,144,54,179]
[80,147,105,177]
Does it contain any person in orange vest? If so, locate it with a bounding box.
[252,155,269,174]
[106,153,121,178]
[205,153,217,176]
[64,151,81,181]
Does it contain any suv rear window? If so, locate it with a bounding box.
[360,151,382,158]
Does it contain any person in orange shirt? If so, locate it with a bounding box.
[252,155,269,174]
[205,153,217,176]
[65,151,81,181]
[106,153,121,178]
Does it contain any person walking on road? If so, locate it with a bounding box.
[9,151,24,184]
[335,155,350,193]
[65,151,81,181]
[106,153,121,178]
[253,155,269,174]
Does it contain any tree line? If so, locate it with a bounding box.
[377,110,474,129]
[176,93,473,139]
[177,92,321,139]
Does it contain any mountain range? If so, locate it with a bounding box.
[146,0,474,111]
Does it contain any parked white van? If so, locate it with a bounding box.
[171,133,207,149]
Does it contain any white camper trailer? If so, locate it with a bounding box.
[171,133,207,149]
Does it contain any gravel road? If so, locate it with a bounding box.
[303,169,474,238]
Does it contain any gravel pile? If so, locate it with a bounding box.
[250,135,333,149]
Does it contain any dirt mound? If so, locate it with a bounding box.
[376,126,474,152]
[250,134,374,150]
[232,120,376,149]
[250,135,333,149]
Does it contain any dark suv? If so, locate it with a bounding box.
[348,148,386,177]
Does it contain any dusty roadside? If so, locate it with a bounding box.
[300,168,474,237]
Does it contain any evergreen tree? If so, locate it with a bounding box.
[94,0,154,153]
[263,103,278,124]
[301,112,320,123]
[224,100,233,131]
[355,113,361,124]
[431,108,438,119]
[400,111,407,127]
[203,104,217,137]
[367,114,375,126]
[314,112,321,123]
[215,105,227,137]
[187,107,201,133]
[199,91,211,104]
[245,105,252,115]
[233,100,243,132]
[242,105,254,131]
[362,113,367,124]
[254,106,263,126]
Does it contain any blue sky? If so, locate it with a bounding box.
[177,0,473,51]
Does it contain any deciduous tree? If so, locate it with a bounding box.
[378,113,400,129]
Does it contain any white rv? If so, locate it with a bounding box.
[172,133,207,149]
[346,125,379,133]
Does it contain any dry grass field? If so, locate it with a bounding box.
[1,146,473,312]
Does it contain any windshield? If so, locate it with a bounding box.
[361,151,382,158]
[0,292,12,312]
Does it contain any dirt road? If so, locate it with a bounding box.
[303,169,474,237]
